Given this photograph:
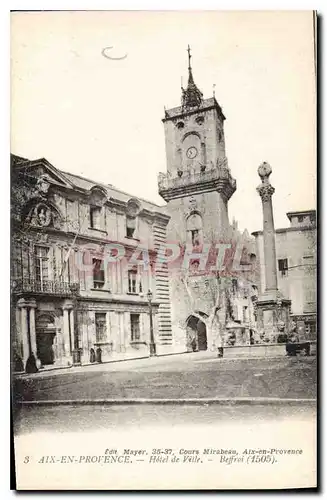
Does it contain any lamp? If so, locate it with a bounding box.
[69,282,81,365]
[147,289,156,356]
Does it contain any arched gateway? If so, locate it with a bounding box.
[186,313,208,351]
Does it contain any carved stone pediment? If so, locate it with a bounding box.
[25,200,62,229]
[126,198,142,218]
[88,186,108,207]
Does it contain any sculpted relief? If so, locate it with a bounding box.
[25,201,61,229]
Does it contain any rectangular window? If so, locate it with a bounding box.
[305,322,316,339]
[77,251,87,291]
[242,306,248,323]
[130,313,140,341]
[126,216,136,238]
[190,259,200,274]
[90,206,102,230]
[192,229,201,247]
[34,246,49,289]
[232,278,238,295]
[95,312,107,342]
[278,258,288,277]
[93,258,105,289]
[128,269,142,294]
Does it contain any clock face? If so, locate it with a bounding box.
[186,146,198,159]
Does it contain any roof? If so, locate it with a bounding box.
[252,225,316,237]
[62,171,166,212]
[11,153,167,215]
[11,154,29,166]
[286,210,316,221]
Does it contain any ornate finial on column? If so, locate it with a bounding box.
[258,161,272,180]
[257,162,275,201]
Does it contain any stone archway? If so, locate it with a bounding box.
[186,313,208,352]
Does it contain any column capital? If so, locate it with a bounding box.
[257,161,275,201]
[17,298,37,309]
[256,183,275,202]
[62,300,74,311]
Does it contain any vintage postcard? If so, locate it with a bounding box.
[11,10,317,490]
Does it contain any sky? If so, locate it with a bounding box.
[11,10,316,234]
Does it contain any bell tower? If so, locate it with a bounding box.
[157,47,238,353]
[158,45,236,240]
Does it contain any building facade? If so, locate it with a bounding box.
[11,154,172,372]
[252,210,317,340]
[158,47,257,352]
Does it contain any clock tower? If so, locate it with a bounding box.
[157,47,237,353]
[158,46,236,243]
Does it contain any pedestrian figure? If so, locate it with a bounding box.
[96,347,102,363]
[90,348,96,363]
[286,321,299,356]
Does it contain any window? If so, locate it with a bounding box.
[90,206,101,230]
[191,229,200,246]
[186,213,203,246]
[93,258,105,289]
[242,306,248,323]
[232,278,238,295]
[297,215,303,223]
[95,313,107,342]
[190,259,200,274]
[126,216,136,238]
[305,322,316,339]
[34,246,49,289]
[278,258,288,277]
[130,314,140,341]
[128,269,142,294]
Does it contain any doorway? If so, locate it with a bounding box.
[36,313,57,366]
[37,333,55,365]
[197,320,207,350]
[186,314,207,351]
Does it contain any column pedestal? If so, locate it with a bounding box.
[256,292,291,342]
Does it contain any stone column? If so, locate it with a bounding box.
[18,298,39,373]
[29,300,38,359]
[255,162,291,341]
[62,301,73,362]
[18,301,29,367]
[256,162,278,294]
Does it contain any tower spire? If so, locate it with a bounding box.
[181,45,203,109]
[187,44,192,71]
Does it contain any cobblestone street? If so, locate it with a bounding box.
[13,353,317,402]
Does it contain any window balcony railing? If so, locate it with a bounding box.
[11,278,80,296]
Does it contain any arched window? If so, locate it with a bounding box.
[186,212,203,246]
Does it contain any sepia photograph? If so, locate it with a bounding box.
[10,10,317,490]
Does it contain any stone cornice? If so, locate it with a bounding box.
[252,225,316,237]
[25,225,158,254]
[162,97,225,123]
[78,296,161,308]
[158,168,236,202]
